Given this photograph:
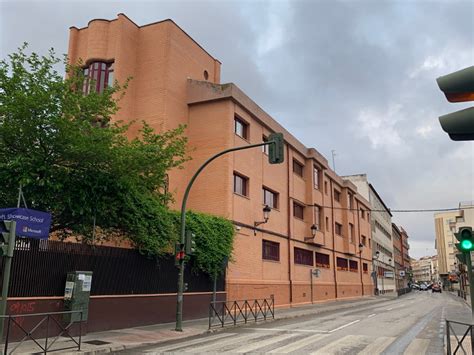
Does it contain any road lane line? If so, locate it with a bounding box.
[358,336,395,354]
[142,332,235,352]
[250,328,329,333]
[183,332,265,352]
[311,335,370,355]
[367,313,377,318]
[235,333,296,353]
[269,333,330,353]
[403,338,430,354]
[328,319,360,333]
[386,307,393,310]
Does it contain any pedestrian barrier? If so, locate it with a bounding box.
[397,287,412,296]
[446,318,474,354]
[209,297,274,329]
[0,310,83,354]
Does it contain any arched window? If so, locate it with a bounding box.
[83,62,114,94]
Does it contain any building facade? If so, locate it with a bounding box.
[68,14,374,306]
[342,174,395,294]
[392,224,404,290]
[411,257,433,283]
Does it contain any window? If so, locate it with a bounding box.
[294,247,313,266]
[334,189,341,202]
[347,193,353,209]
[233,172,248,196]
[349,223,354,242]
[263,187,279,209]
[324,181,328,195]
[326,217,329,231]
[349,260,358,272]
[337,257,348,271]
[314,205,322,228]
[369,238,371,248]
[234,116,248,139]
[293,202,304,220]
[362,235,367,246]
[293,159,304,177]
[360,208,365,219]
[262,240,280,261]
[335,222,343,236]
[83,61,114,94]
[363,263,368,273]
[313,166,320,189]
[315,252,330,268]
[262,136,269,154]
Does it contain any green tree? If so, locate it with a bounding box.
[0,44,188,253]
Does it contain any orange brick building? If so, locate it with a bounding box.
[68,14,373,306]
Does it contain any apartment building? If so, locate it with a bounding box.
[412,257,433,283]
[434,202,474,282]
[400,227,411,275]
[342,175,395,294]
[68,14,374,306]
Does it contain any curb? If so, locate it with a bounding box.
[74,296,397,354]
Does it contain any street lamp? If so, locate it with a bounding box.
[373,251,380,295]
[311,224,318,237]
[254,205,271,235]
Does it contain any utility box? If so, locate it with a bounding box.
[63,271,93,323]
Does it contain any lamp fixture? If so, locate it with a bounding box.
[254,205,271,235]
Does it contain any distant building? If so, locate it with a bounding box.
[434,201,474,283]
[342,174,395,294]
[392,224,410,290]
[411,257,433,283]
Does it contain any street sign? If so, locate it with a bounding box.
[399,271,405,277]
[384,271,394,278]
[312,269,321,277]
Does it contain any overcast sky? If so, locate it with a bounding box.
[1,0,473,258]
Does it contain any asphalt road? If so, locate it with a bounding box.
[122,291,470,354]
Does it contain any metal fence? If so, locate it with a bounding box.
[209,298,275,329]
[446,318,474,354]
[0,238,224,297]
[1,310,83,354]
[397,287,412,297]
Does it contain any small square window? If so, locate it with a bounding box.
[337,257,348,271]
[233,172,248,196]
[335,222,343,236]
[334,189,341,202]
[363,263,368,273]
[315,252,330,268]
[262,240,280,261]
[293,159,304,177]
[263,187,279,209]
[234,116,249,139]
[294,247,313,266]
[293,202,304,220]
[349,260,358,272]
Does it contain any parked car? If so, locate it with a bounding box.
[419,284,428,291]
[432,284,442,293]
[411,284,420,290]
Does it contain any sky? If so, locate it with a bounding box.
[1,0,473,258]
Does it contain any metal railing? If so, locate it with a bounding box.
[209,298,274,329]
[397,287,412,296]
[446,318,474,354]
[1,310,83,354]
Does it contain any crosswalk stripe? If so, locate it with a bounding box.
[182,332,266,352]
[403,338,430,354]
[311,335,370,355]
[142,332,235,352]
[358,336,395,354]
[269,333,330,353]
[235,332,297,353]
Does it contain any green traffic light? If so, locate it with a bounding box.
[461,239,473,250]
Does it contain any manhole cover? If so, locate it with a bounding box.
[84,340,111,345]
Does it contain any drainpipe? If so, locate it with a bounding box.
[330,179,338,299]
[287,144,293,305]
[357,203,364,296]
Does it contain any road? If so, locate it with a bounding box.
[123,291,470,354]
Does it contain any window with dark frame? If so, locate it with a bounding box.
[263,187,279,209]
[324,181,328,195]
[313,166,320,189]
[347,193,353,209]
[326,217,329,231]
[363,263,368,273]
[234,116,248,139]
[83,62,114,94]
[349,260,358,272]
[315,252,330,268]
[334,189,341,202]
[233,172,248,196]
[336,257,348,271]
[262,240,280,261]
[360,208,365,219]
[294,247,313,266]
[349,223,354,242]
[293,159,304,177]
[335,222,343,236]
[293,202,304,220]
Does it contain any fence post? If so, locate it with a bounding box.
[4,316,11,355]
[446,320,451,355]
[44,315,50,355]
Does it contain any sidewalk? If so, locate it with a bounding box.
[4,295,398,354]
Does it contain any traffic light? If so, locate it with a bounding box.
[185,230,196,255]
[175,242,185,266]
[455,226,474,252]
[0,220,16,257]
[268,132,284,164]
[436,66,474,141]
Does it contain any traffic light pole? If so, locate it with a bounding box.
[175,141,275,331]
[466,251,474,318]
[0,221,16,341]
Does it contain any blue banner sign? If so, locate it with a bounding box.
[0,208,51,239]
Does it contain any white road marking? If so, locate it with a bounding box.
[367,313,377,318]
[235,332,296,353]
[311,335,370,355]
[182,332,265,352]
[250,327,329,333]
[143,332,235,352]
[387,307,393,310]
[269,333,330,353]
[328,319,360,333]
[403,338,430,354]
[358,336,395,354]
